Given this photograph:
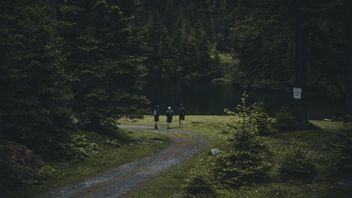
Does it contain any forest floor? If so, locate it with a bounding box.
[37,125,207,198]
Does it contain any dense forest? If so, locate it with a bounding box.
[137,0,351,103]
[137,0,352,117]
[0,0,351,192]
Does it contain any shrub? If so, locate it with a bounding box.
[274,107,297,131]
[184,175,217,198]
[105,139,120,147]
[337,140,352,173]
[44,132,106,163]
[335,124,352,174]
[279,142,317,180]
[216,93,271,187]
[215,125,270,187]
[251,103,274,136]
[342,117,352,132]
[71,135,102,160]
[184,158,217,198]
[0,142,38,188]
[37,165,58,180]
[225,95,273,136]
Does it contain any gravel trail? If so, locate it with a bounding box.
[39,125,207,198]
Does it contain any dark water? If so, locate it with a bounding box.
[141,78,344,119]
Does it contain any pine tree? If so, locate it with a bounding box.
[178,36,198,79]
[0,0,73,154]
[230,0,295,87]
[195,31,221,80]
[216,94,271,187]
[58,0,148,131]
[144,13,172,76]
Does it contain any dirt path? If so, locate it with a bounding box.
[39,125,207,198]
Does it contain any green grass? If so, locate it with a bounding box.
[2,129,171,198]
[218,53,236,65]
[120,115,231,197]
[4,116,349,198]
[217,53,240,83]
[121,116,352,198]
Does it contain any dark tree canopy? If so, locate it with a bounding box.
[0,0,351,159]
[0,0,72,153]
[58,0,149,129]
[0,0,150,153]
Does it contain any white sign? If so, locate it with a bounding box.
[293,88,302,99]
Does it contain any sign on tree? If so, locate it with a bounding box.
[293,88,302,100]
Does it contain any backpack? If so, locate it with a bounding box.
[166,109,173,117]
[180,107,185,116]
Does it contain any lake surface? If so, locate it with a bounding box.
[141,78,344,119]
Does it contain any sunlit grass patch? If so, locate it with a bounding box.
[218,53,237,65]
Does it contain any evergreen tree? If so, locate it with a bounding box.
[216,94,271,186]
[195,31,221,80]
[306,0,352,113]
[0,0,73,154]
[138,0,233,81]
[178,36,198,78]
[229,0,351,112]
[144,13,173,76]
[58,0,148,130]
[230,0,295,87]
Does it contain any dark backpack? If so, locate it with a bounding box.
[180,107,185,116]
[153,109,159,117]
[166,109,173,117]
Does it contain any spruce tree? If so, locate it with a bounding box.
[195,31,221,80]
[144,13,172,76]
[0,0,73,154]
[58,0,148,131]
[215,94,271,187]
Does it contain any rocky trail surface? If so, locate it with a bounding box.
[39,125,207,198]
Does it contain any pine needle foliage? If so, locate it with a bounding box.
[215,93,271,187]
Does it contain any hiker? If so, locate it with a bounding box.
[166,106,174,129]
[179,104,186,128]
[153,105,160,129]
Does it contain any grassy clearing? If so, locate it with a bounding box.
[218,53,236,65]
[122,116,351,198]
[2,129,171,198]
[120,115,231,197]
[217,53,239,82]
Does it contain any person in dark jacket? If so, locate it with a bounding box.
[166,106,174,129]
[153,105,160,129]
[179,104,186,128]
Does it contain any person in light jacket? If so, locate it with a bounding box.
[166,106,174,129]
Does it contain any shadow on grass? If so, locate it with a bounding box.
[80,124,135,143]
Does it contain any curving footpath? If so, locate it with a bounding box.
[39,125,207,198]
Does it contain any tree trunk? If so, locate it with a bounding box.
[293,1,308,130]
[345,1,352,115]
